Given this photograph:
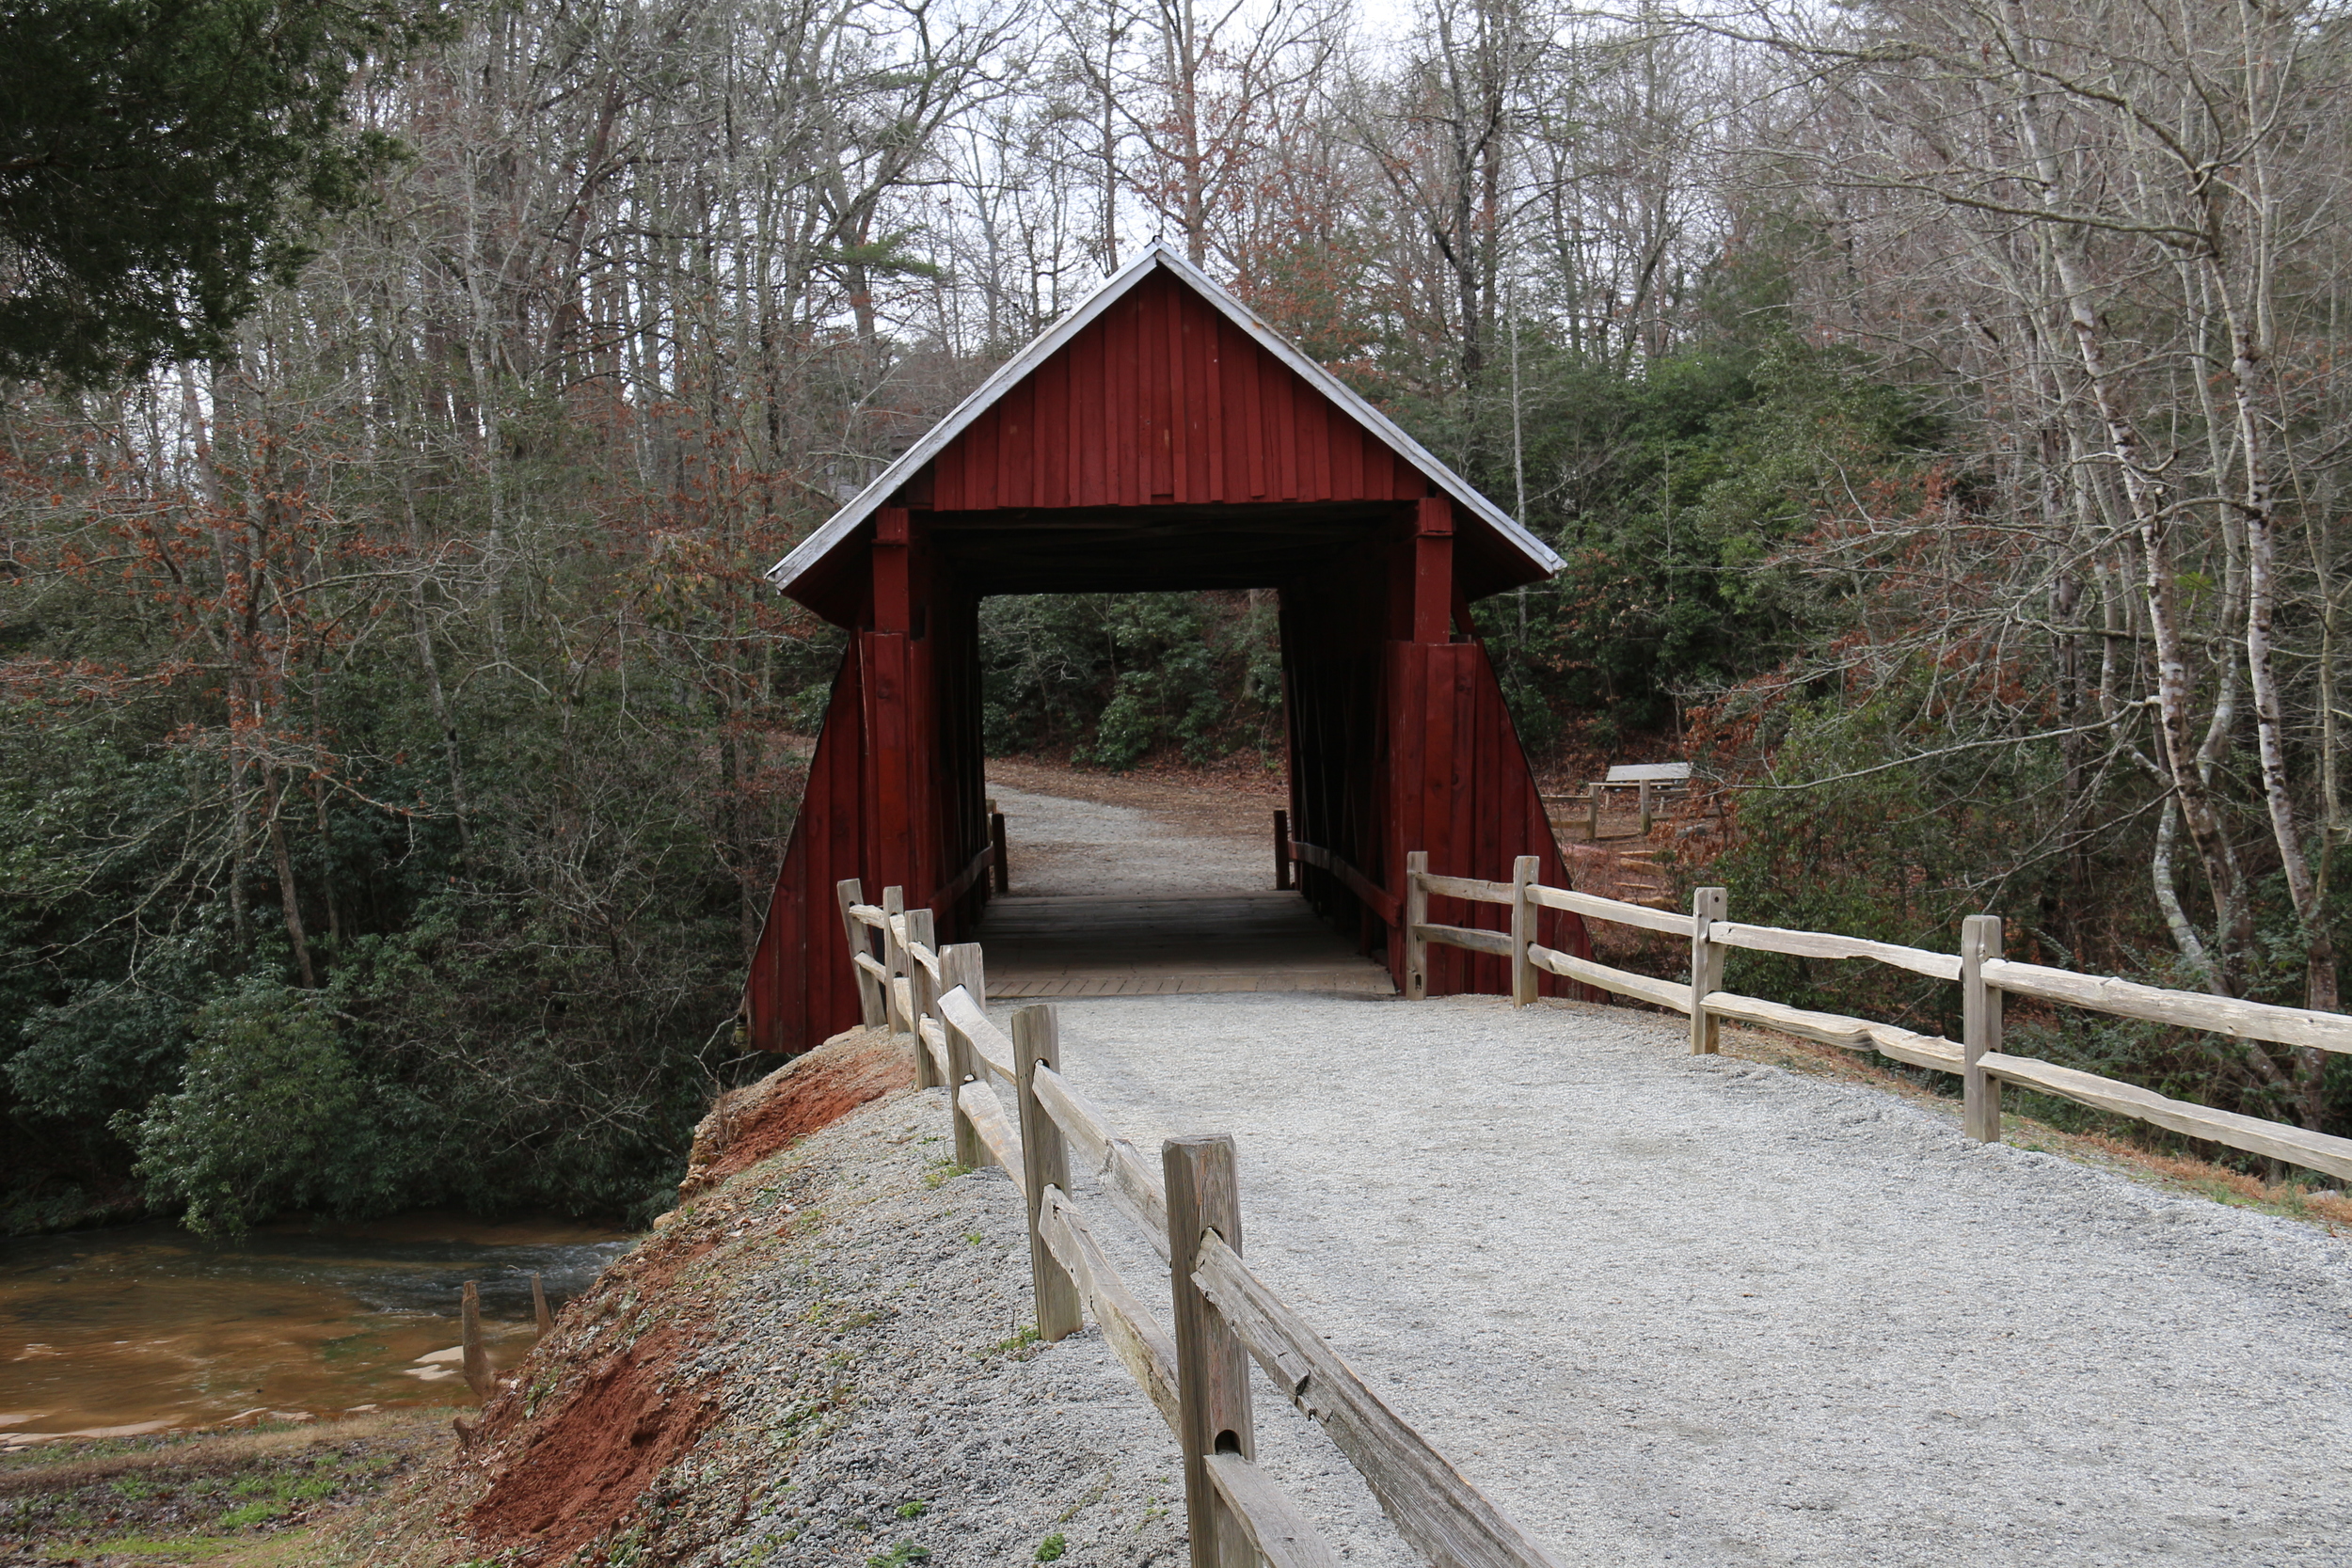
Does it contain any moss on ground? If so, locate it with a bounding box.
[0,1410,440,1565]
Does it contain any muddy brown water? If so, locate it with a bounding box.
[1,1213,632,1443]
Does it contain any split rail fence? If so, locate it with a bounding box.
[834,877,1570,1568]
[1397,850,2352,1182]
[827,845,2352,1567]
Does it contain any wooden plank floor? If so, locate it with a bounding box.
[977,892,1396,998]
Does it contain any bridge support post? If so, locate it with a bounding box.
[1690,886,1727,1054]
[1013,1006,1083,1342]
[1404,851,1429,1001]
[1274,809,1292,891]
[1962,915,2004,1144]
[1509,854,1540,1006]
[1165,1134,1256,1568]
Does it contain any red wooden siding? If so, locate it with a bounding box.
[1381,639,1590,997]
[742,575,993,1054]
[743,256,1589,1055]
[744,647,868,1053]
[931,271,1427,511]
[1280,560,1592,1001]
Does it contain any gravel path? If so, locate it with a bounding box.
[1035,989,2352,1565]
[988,783,1267,896]
[951,769,2352,1564]
[644,1067,1399,1567]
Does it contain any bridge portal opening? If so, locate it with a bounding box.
[972,585,1391,1000]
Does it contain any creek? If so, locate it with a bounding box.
[0,1213,631,1444]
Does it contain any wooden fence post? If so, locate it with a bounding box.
[941,960,985,1173]
[906,906,937,1026]
[460,1281,490,1401]
[835,878,883,1028]
[1012,1005,1083,1341]
[1962,914,2004,1144]
[909,908,941,1089]
[1689,886,1727,1054]
[1588,785,1600,842]
[1274,809,1292,891]
[1639,780,1655,836]
[1164,1135,1255,1568]
[1509,853,1539,1007]
[934,942,985,1098]
[945,942,987,1013]
[531,1273,552,1338]
[1404,850,1429,1002]
[881,886,908,1035]
[991,804,1010,895]
[904,917,942,1089]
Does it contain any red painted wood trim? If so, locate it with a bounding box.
[1413,498,1454,646]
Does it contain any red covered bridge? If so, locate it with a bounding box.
[744,242,1592,1053]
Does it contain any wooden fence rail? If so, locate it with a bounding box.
[832,875,1566,1567]
[832,849,2351,1565]
[1402,865,2352,1184]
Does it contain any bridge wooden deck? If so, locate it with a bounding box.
[976,892,1394,999]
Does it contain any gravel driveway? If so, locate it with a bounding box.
[1026,988,2352,1565]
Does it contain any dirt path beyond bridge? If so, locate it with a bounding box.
[975,767,2352,1564]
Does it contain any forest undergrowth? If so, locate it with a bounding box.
[4,0,2348,1234]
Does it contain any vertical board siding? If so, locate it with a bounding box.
[933,273,1424,511]
[1279,565,1592,1003]
[744,536,993,1055]
[745,648,868,1053]
[1360,637,1594,1000]
[746,261,1580,1053]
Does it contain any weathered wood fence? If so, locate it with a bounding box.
[834,876,1569,1568]
[1401,851,2352,1181]
[827,847,2350,1566]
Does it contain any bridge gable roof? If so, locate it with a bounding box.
[766,241,1560,607]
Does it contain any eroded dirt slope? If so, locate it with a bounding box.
[341,1027,1190,1567]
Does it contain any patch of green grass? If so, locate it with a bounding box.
[62,1534,240,1559]
[1036,1531,1069,1560]
[975,1325,1042,1359]
[866,1543,930,1566]
[217,1498,285,1528]
[963,1231,986,1246]
[895,1500,930,1519]
[922,1160,970,1190]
